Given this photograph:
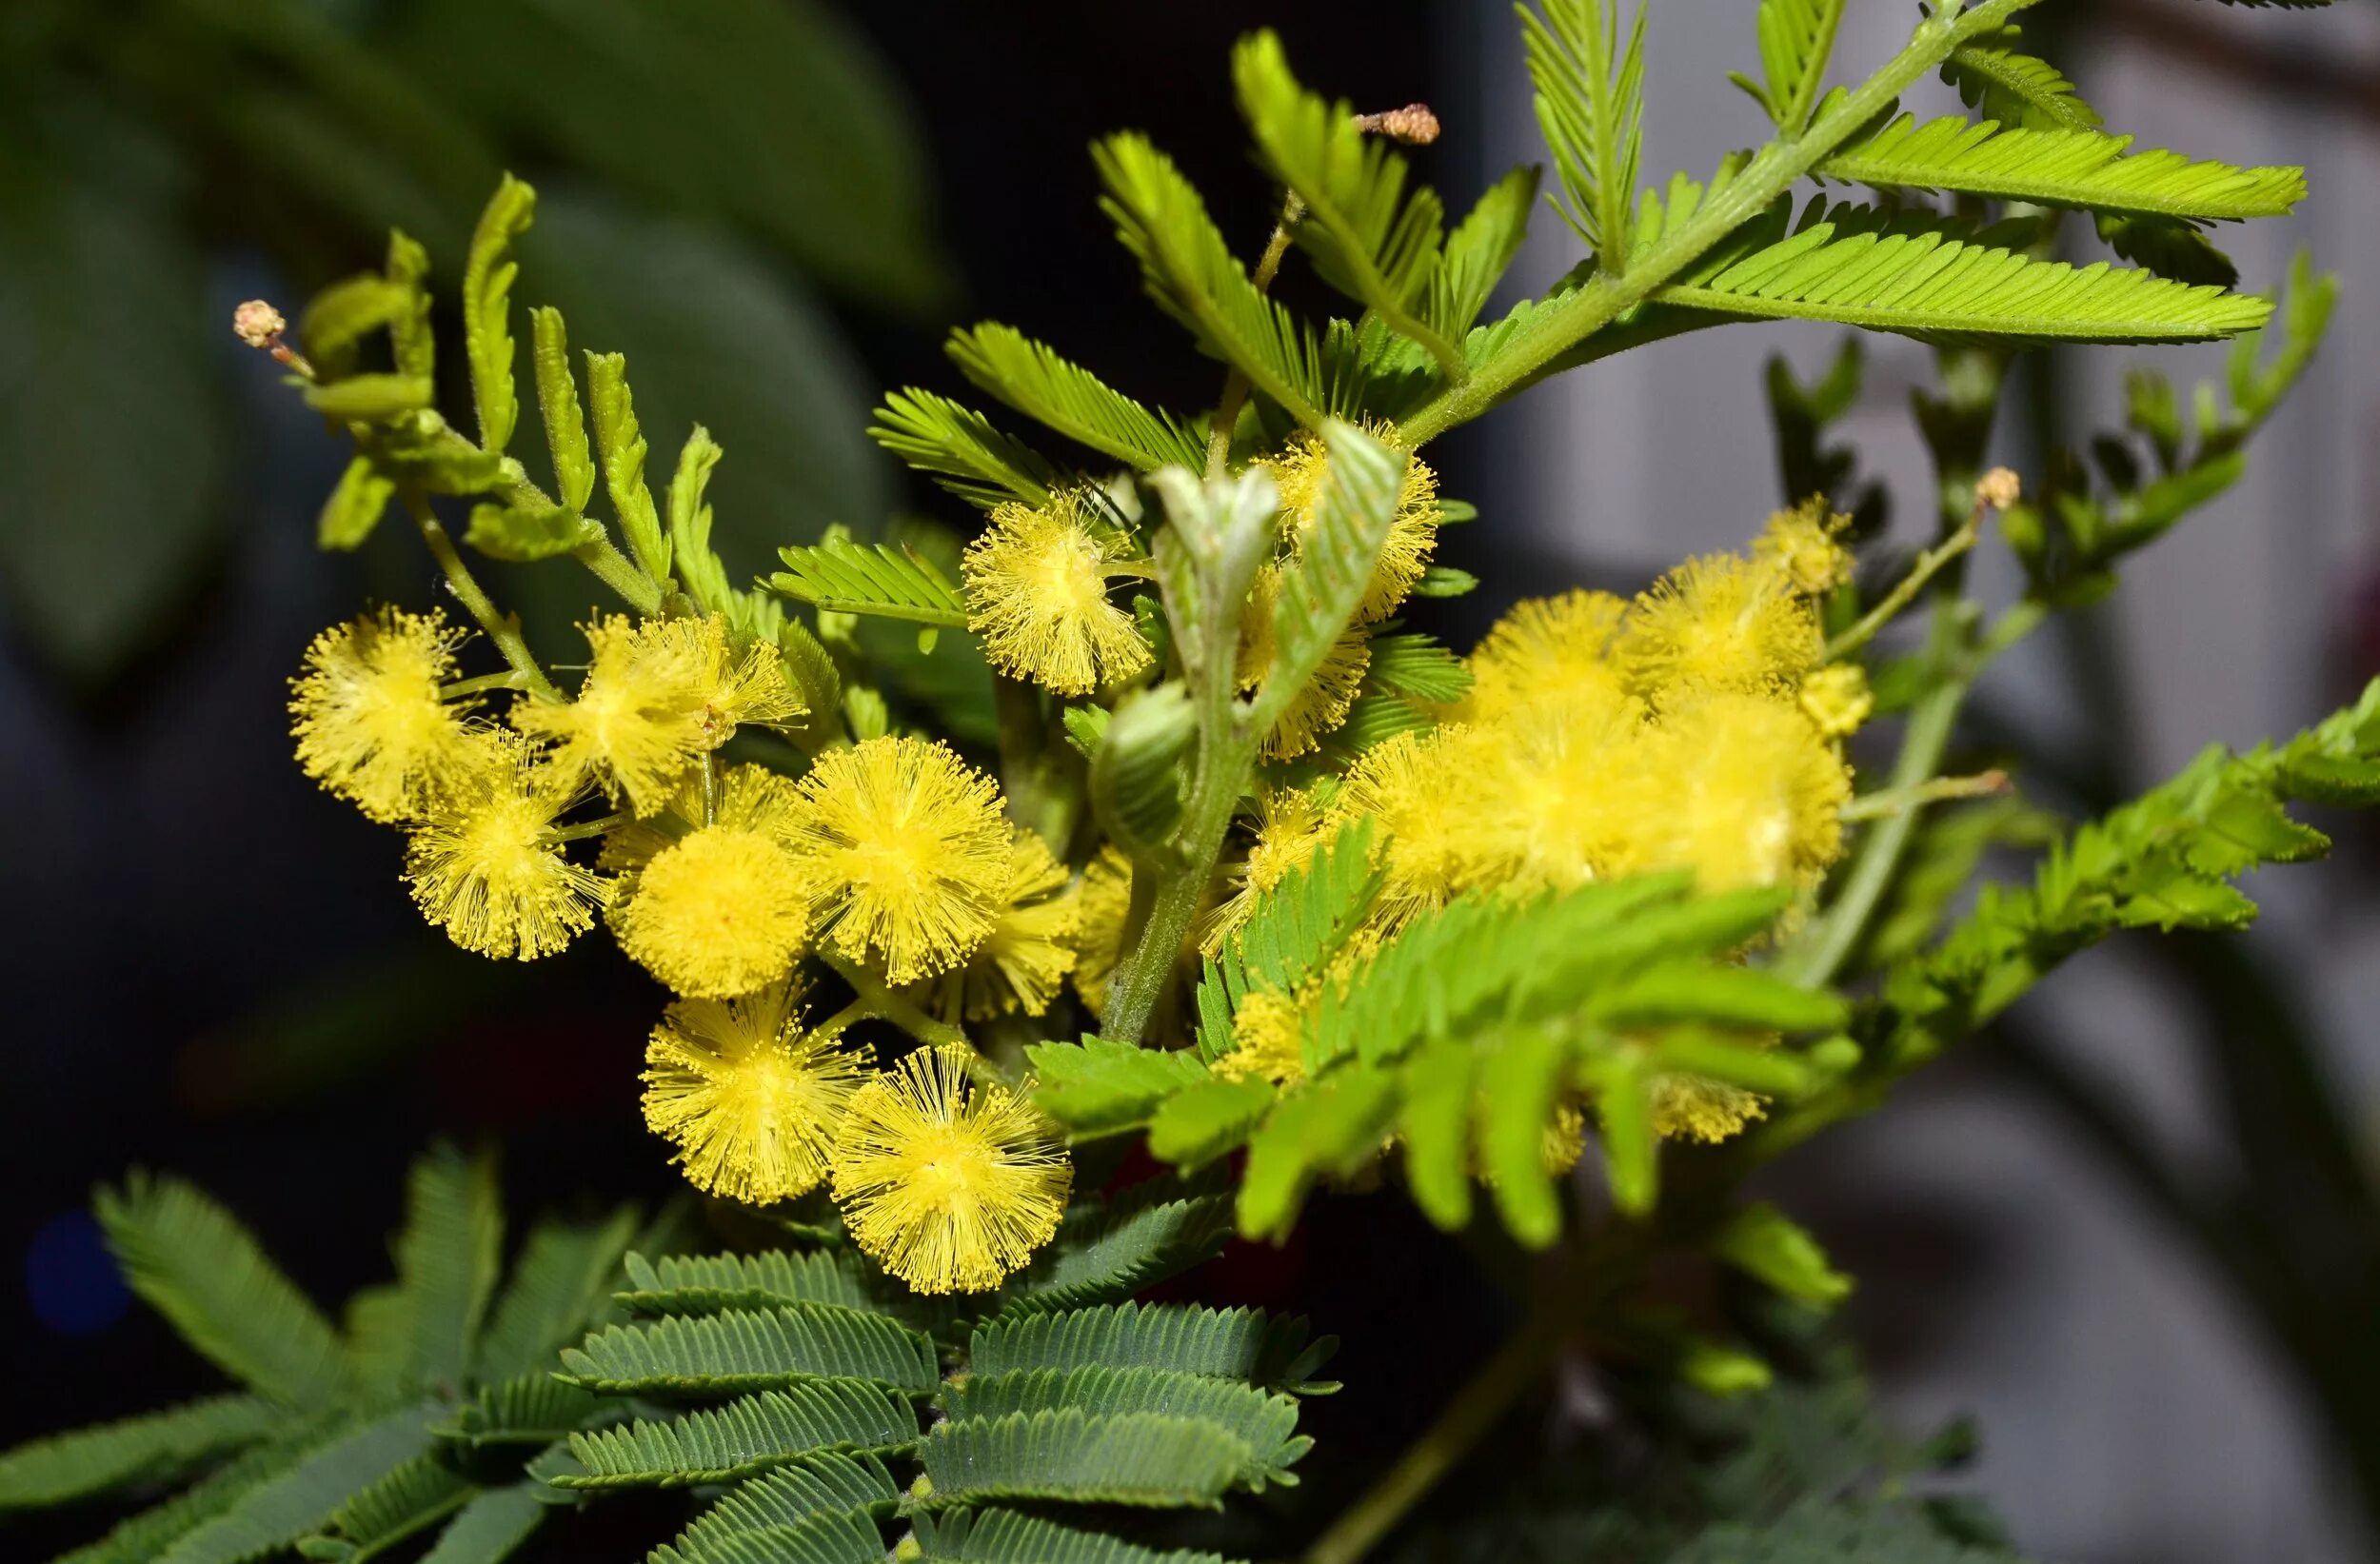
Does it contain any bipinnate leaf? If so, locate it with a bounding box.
[0,1396,278,1511]
[463,174,536,454]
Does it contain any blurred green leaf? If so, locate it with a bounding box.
[0,91,221,682]
[382,0,947,311]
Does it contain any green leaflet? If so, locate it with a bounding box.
[648,1509,883,1564]
[52,1426,339,1564]
[998,1183,1235,1316]
[416,1482,545,1564]
[462,175,535,454]
[474,1210,641,1382]
[869,388,1059,511]
[906,1507,1233,1564]
[1521,0,1649,266]
[557,1303,941,1395]
[615,1246,883,1316]
[304,373,434,422]
[1738,0,1846,131]
[557,1383,919,1489]
[917,1411,1245,1510]
[586,350,672,584]
[768,538,969,627]
[379,1144,505,1393]
[1820,114,2305,222]
[1232,31,1459,376]
[1027,1039,1212,1138]
[529,307,596,513]
[1425,167,1538,340]
[298,1453,474,1561]
[97,1173,353,1411]
[316,456,394,552]
[1939,24,2102,131]
[947,323,1205,471]
[1712,1202,1854,1309]
[664,1454,900,1560]
[299,273,420,379]
[1094,132,1327,426]
[1253,422,1406,736]
[968,1302,1327,1392]
[158,1407,434,1564]
[1362,632,1471,704]
[1092,683,1197,860]
[0,1395,278,1511]
[945,1368,1307,1490]
[432,1372,611,1450]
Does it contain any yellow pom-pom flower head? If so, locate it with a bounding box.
[921,829,1081,1021]
[1653,1073,1766,1143]
[1616,554,1822,702]
[1754,499,1854,596]
[514,614,786,817]
[1335,725,1485,926]
[785,736,1011,985]
[1798,663,1873,741]
[962,491,1153,697]
[1260,428,1441,624]
[289,605,485,822]
[643,977,866,1205]
[614,765,813,999]
[1458,589,1629,725]
[1617,693,1850,893]
[831,1045,1072,1295]
[403,734,604,960]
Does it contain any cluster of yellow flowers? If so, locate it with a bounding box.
[288,606,1073,1293]
[1193,499,1869,1146]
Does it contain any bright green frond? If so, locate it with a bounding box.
[1820,114,2306,221]
[1426,167,1539,338]
[585,351,672,584]
[474,1211,640,1383]
[1742,0,1846,131]
[1233,31,1460,377]
[557,1303,940,1396]
[1940,25,2101,130]
[1252,422,1408,736]
[615,1247,881,1317]
[1094,132,1327,426]
[917,1410,1245,1510]
[1363,632,1472,703]
[0,1395,277,1511]
[870,389,1059,511]
[462,175,534,454]
[768,539,970,627]
[1521,0,1649,267]
[557,1384,918,1490]
[947,324,1207,471]
[528,307,595,514]
[1658,200,2274,343]
[96,1174,352,1410]
[1027,1039,1212,1139]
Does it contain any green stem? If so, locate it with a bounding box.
[1397,0,2038,446]
[439,670,531,700]
[1205,193,1307,478]
[1825,510,1984,660]
[574,533,664,615]
[1098,729,1257,1046]
[1301,1317,1559,1564]
[545,813,626,843]
[404,491,561,701]
[823,951,970,1050]
[1837,768,2008,821]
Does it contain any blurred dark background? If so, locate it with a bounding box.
[4,2,2377,1560]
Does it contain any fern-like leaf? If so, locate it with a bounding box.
[382,1144,505,1394]
[947,324,1206,471]
[157,1408,433,1564]
[1027,1039,1213,1139]
[431,1372,615,1451]
[1940,25,2102,130]
[417,1482,545,1564]
[768,540,969,626]
[968,1303,1320,1391]
[0,1395,277,1511]
[474,1211,640,1383]
[1094,133,1327,426]
[615,1247,880,1317]
[51,1427,331,1564]
[585,351,672,584]
[648,1511,883,1564]
[97,1174,352,1411]
[1743,0,1846,131]
[1233,31,1460,377]
[907,1507,1234,1564]
[1658,200,2273,343]
[1000,1180,1235,1316]
[298,1453,474,1561]
[664,1453,899,1563]
[528,307,595,514]
[1820,115,2305,222]
[1521,0,1649,267]
[869,389,1058,511]
[917,1411,1245,1510]
[1424,167,1538,339]
[556,1384,918,1489]
[558,1303,939,1396]
[461,175,534,454]
[1362,632,1471,703]
[947,1368,1307,1490]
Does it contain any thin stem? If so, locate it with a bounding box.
[1397,0,2036,446]
[404,491,561,701]
[1204,193,1307,479]
[1826,509,1985,660]
[817,997,873,1038]
[822,951,970,1050]
[1301,1318,1559,1564]
[1838,768,2009,821]
[545,813,626,843]
[574,533,664,615]
[439,670,532,701]
[1097,728,1257,1046]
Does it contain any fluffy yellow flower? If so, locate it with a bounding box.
[1212,987,1307,1086]
[642,977,865,1204]
[515,615,790,817]
[613,765,813,999]
[1617,693,1850,893]
[403,735,604,960]
[1065,846,1134,1019]
[1456,684,1648,895]
[1261,429,1441,623]
[1652,1074,1766,1143]
[1753,499,1854,595]
[1458,589,1629,724]
[962,492,1153,696]
[1615,554,1822,702]
[830,1045,1072,1295]
[1798,663,1873,740]
[1335,726,1480,925]
[920,829,1081,1021]
[289,606,485,822]
[784,736,1011,985]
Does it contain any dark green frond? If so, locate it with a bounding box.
[907,1507,1234,1564]
[917,1411,1244,1510]
[945,1368,1307,1489]
[671,1454,900,1554]
[0,1395,277,1511]
[297,1453,473,1561]
[96,1174,352,1410]
[968,1303,1319,1391]
[155,1407,434,1564]
[616,1247,880,1317]
[647,1510,884,1564]
[557,1383,917,1490]
[999,1179,1235,1316]
[558,1303,940,1396]
[475,1211,640,1383]
[377,1144,505,1394]
[50,1426,334,1564]
[947,324,1206,471]
[431,1372,615,1452]
[417,1482,545,1564]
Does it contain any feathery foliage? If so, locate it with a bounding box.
[1522,0,1650,267]
[767,539,970,626]
[947,325,1207,472]
[1737,0,1847,133]
[1820,115,2305,222]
